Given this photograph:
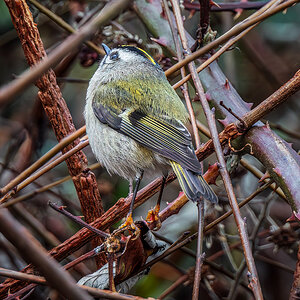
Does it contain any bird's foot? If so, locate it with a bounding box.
[146,204,162,230]
[118,213,140,240]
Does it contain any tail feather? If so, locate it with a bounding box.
[170,161,218,203]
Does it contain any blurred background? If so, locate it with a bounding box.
[0,0,299,299]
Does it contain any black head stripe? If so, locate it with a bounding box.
[118,45,158,66]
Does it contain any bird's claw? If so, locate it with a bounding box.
[118,213,140,240]
[146,204,162,230]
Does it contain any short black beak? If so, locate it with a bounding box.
[102,43,111,55]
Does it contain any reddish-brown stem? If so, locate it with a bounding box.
[3,0,106,266]
[3,0,103,224]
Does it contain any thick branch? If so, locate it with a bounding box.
[4,0,103,225]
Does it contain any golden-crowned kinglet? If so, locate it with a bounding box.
[85,44,217,223]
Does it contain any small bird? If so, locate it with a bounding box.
[85,44,217,228]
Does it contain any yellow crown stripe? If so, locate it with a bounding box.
[137,48,157,65]
[121,45,157,66]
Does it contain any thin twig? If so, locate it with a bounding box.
[48,201,110,239]
[0,126,86,198]
[170,3,206,297]
[193,201,205,300]
[162,0,201,148]
[0,0,130,104]
[165,0,299,77]
[0,163,101,209]
[212,111,263,298]
[0,209,92,300]
[158,274,189,300]
[173,0,281,89]
[27,0,105,55]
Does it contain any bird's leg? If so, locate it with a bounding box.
[119,170,144,232]
[129,178,133,195]
[146,175,167,230]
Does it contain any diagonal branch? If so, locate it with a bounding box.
[4,0,103,225]
[0,0,130,105]
[0,208,92,300]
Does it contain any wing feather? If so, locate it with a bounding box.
[92,102,201,173]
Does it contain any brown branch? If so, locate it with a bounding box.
[240,69,300,129]
[0,126,86,198]
[169,3,208,298]
[0,0,130,105]
[27,0,105,56]
[0,208,92,300]
[0,174,175,297]
[4,0,103,222]
[162,0,201,148]
[164,0,299,77]
[0,267,154,300]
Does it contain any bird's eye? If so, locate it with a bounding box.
[110,52,119,60]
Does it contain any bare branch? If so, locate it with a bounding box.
[0,209,92,300]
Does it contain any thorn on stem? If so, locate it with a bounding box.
[224,79,230,90]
